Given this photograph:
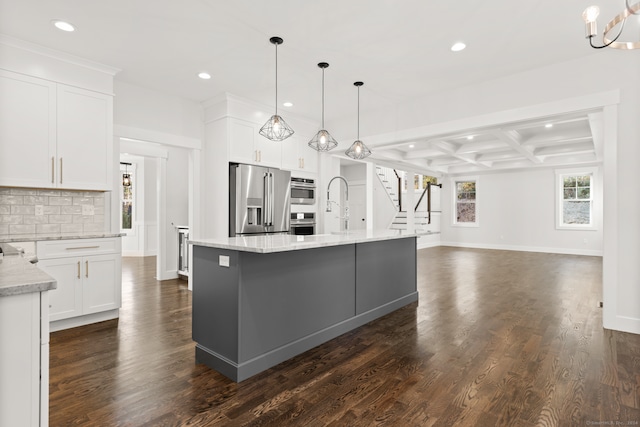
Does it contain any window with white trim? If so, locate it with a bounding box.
[556,169,596,229]
[454,178,477,225]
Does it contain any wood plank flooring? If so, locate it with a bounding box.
[49,247,640,426]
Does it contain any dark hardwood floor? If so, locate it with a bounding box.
[49,247,640,426]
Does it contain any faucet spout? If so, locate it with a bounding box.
[327,176,350,230]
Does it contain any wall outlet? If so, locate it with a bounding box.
[82,204,94,215]
[35,205,44,216]
[219,255,230,267]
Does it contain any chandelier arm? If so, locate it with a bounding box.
[627,0,639,14]
[589,16,627,48]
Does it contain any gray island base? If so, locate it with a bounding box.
[191,231,418,382]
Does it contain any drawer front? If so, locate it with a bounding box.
[37,238,120,259]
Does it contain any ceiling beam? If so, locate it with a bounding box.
[588,112,604,161]
[431,140,492,169]
[492,130,542,164]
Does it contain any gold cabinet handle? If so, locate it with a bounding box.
[77,261,80,279]
[60,157,63,184]
[86,260,89,278]
[51,157,55,183]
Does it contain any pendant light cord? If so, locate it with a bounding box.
[321,68,325,128]
[357,85,360,140]
[274,42,278,115]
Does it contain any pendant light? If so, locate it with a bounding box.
[259,36,294,141]
[121,162,132,187]
[345,81,372,160]
[582,1,640,49]
[308,62,338,152]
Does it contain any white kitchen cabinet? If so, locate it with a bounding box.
[0,69,113,191]
[282,135,318,174]
[0,70,57,188]
[229,118,282,168]
[37,238,122,330]
[56,85,113,190]
[0,291,49,427]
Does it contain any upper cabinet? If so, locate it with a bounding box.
[0,69,113,191]
[281,135,318,174]
[229,118,281,168]
[56,85,112,190]
[0,70,56,188]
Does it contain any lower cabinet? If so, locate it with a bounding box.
[37,238,122,330]
[0,291,49,427]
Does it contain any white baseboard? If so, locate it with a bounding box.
[50,309,119,332]
[438,241,603,257]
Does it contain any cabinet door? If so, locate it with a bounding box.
[83,254,121,315]
[281,135,302,171]
[57,85,112,190]
[300,145,318,173]
[0,292,40,427]
[229,119,257,164]
[255,135,282,168]
[0,70,56,188]
[38,257,83,321]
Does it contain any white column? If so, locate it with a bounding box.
[405,170,416,233]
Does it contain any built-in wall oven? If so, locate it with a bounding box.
[290,177,315,205]
[290,213,316,235]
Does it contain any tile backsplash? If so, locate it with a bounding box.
[0,188,106,236]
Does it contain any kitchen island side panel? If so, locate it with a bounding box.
[192,246,239,362]
[355,237,417,315]
[238,244,356,362]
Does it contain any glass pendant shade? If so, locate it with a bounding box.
[345,81,372,160]
[122,173,132,187]
[260,36,294,141]
[309,62,338,152]
[259,114,294,141]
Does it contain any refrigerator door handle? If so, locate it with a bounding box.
[268,172,274,226]
[263,173,269,227]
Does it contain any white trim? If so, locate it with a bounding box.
[364,90,620,148]
[0,34,120,76]
[439,241,603,257]
[115,125,201,150]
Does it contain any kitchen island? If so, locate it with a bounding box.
[190,230,419,382]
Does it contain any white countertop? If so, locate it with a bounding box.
[189,229,427,254]
[0,243,56,296]
[0,232,124,243]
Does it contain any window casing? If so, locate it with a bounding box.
[556,168,596,230]
[453,178,478,226]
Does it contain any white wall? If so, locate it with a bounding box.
[441,167,603,255]
[114,80,201,279]
[326,52,640,335]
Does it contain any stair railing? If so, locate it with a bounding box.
[415,182,442,224]
[393,169,402,212]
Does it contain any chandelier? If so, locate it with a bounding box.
[582,1,640,49]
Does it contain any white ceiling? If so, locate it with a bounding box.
[0,0,617,174]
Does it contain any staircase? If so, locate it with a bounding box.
[375,166,400,211]
[390,210,431,232]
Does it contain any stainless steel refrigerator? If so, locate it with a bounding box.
[229,163,291,237]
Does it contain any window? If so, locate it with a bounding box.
[454,178,477,225]
[556,169,596,229]
[120,164,136,233]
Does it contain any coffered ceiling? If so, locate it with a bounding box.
[372,111,603,176]
[0,0,613,175]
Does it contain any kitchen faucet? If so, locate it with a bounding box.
[326,176,349,231]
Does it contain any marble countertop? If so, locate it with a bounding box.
[190,229,428,254]
[0,232,124,243]
[0,243,56,296]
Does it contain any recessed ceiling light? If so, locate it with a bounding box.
[52,20,75,32]
[467,135,474,140]
[197,72,211,80]
[451,42,466,52]
[283,102,293,107]
[409,144,415,148]
[545,123,553,128]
